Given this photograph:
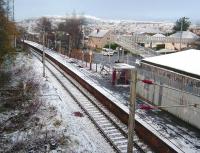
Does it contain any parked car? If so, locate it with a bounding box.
[102,48,114,56]
[102,50,114,56]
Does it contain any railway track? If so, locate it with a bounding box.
[136,98,200,152]
[31,48,153,153]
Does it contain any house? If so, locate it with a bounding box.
[190,26,200,36]
[88,29,111,49]
[137,49,200,129]
[166,31,199,50]
[144,33,166,49]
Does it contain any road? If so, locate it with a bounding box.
[93,51,142,67]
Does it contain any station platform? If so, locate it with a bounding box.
[26,41,200,153]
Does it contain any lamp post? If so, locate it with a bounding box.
[53,31,57,50]
[122,48,125,62]
[42,30,46,77]
[109,37,111,64]
[89,50,93,70]
[66,33,71,57]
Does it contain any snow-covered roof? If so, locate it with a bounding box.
[134,28,163,34]
[113,63,135,70]
[152,33,166,37]
[170,31,199,39]
[156,49,176,54]
[89,29,109,38]
[141,49,200,78]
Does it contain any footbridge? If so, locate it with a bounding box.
[112,34,199,58]
[113,35,159,58]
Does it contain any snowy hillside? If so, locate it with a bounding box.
[17,15,175,35]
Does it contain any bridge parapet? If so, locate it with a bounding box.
[131,34,196,43]
[115,34,197,44]
[113,35,159,58]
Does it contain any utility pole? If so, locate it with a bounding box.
[127,68,137,153]
[179,17,188,51]
[109,38,111,64]
[118,47,120,62]
[67,34,71,57]
[54,32,57,50]
[180,19,183,51]
[122,48,124,62]
[12,0,16,48]
[42,31,46,77]
[59,41,62,53]
[6,0,10,20]
[12,0,14,21]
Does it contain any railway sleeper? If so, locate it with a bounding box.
[95,119,108,123]
[100,123,113,128]
[84,105,95,109]
[110,136,125,141]
[97,119,109,123]
[87,110,100,114]
[92,114,105,119]
[104,128,118,133]
[107,132,122,137]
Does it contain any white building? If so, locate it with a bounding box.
[137,49,200,129]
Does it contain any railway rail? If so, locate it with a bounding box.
[136,98,200,152]
[25,41,185,153]
[31,48,153,153]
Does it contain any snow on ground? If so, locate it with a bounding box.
[42,57,115,153]
[0,52,115,153]
[26,41,200,153]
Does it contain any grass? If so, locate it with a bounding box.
[0,105,9,113]
[53,119,62,127]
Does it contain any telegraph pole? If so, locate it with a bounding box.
[179,17,188,51]
[180,19,183,51]
[42,30,46,77]
[12,0,14,21]
[127,68,137,153]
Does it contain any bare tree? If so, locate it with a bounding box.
[57,14,85,52]
[0,0,17,63]
[35,17,53,45]
[35,17,52,33]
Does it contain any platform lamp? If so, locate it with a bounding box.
[89,50,93,70]
[66,33,71,57]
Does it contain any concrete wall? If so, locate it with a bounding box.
[137,63,200,129]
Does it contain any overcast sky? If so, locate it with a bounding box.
[15,0,200,22]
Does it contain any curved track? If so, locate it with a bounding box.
[31,48,153,153]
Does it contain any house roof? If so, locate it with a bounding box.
[134,28,163,35]
[170,31,199,39]
[89,30,109,38]
[141,49,200,79]
[152,33,166,37]
[156,49,176,54]
[113,63,135,70]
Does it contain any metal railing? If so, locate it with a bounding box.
[113,35,158,58]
